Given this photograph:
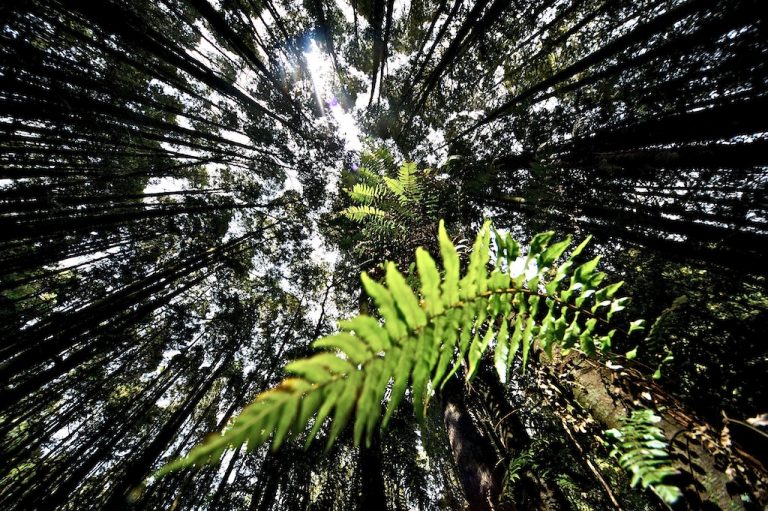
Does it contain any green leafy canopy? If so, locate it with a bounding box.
[158,220,644,475]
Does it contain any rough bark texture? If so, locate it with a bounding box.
[471,364,567,511]
[442,376,515,511]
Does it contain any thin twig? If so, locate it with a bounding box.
[559,416,625,511]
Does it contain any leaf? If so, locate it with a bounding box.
[596,281,623,301]
[382,345,415,427]
[539,235,572,267]
[432,310,461,388]
[468,325,495,380]
[505,236,520,262]
[628,319,646,335]
[654,485,683,504]
[579,330,596,356]
[653,350,675,379]
[362,272,406,339]
[272,394,300,450]
[607,297,630,320]
[313,333,371,364]
[160,220,641,478]
[568,235,592,260]
[286,353,354,382]
[384,176,406,201]
[529,231,554,255]
[386,263,426,329]
[297,389,324,435]
[304,385,338,447]
[354,361,383,445]
[325,371,363,449]
[439,220,460,304]
[411,330,433,423]
[348,183,381,204]
[398,162,420,198]
[493,228,507,267]
[606,409,681,504]
[574,255,601,283]
[342,205,387,221]
[416,247,443,315]
[339,315,390,352]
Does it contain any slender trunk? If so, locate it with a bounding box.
[472,0,709,130]
[103,353,230,509]
[358,435,389,511]
[442,376,515,511]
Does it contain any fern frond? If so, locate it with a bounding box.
[398,162,420,200]
[365,215,405,237]
[605,409,682,504]
[384,176,407,203]
[424,189,440,218]
[377,162,422,204]
[356,166,381,185]
[347,183,383,204]
[342,205,387,222]
[159,220,641,475]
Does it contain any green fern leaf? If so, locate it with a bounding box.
[159,220,644,477]
[398,162,420,199]
[416,247,443,315]
[384,176,406,202]
[605,409,682,504]
[342,205,387,222]
[383,344,415,427]
[438,220,460,305]
[348,183,383,204]
[386,262,426,329]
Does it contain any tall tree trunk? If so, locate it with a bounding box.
[472,364,567,511]
[104,354,231,509]
[358,435,389,511]
[442,375,515,511]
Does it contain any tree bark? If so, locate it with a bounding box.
[552,352,768,510]
[442,376,516,511]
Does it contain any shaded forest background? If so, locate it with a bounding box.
[0,0,766,509]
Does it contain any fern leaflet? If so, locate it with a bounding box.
[605,409,682,504]
[342,205,387,221]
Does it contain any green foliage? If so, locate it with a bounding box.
[605,409,682,504]
[625,296,686,378]
[340,159,438,251]
[502,447,536,490]
[159,220,641,475]
[341,204,387,221]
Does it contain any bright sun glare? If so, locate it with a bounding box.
[303,39,363,153]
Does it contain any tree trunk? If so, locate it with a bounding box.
[442,376,516,511]
[358,435,389,511]
[552,352,768,510]
[472,364,567,511]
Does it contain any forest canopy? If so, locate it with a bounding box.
[0,0,766,510]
